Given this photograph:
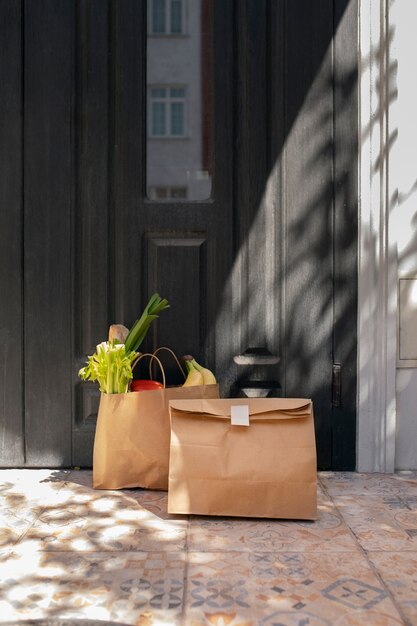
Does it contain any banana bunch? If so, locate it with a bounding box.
[182,355,217,386]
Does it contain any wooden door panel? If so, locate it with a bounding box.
[283,0,334,468]
[115,0,234,383]
[145,234,208,382]
[73,1,111,466]
[332,0,358,469]
[0,0,357,469]
[0,0,24,466]
[24,0,74,466]
[232,0,279,398]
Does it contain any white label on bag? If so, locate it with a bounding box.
[231,404,250,426]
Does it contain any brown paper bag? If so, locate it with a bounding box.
[93,350,219,490]
[168,397,317,520]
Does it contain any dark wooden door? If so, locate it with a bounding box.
[0,0,358,469]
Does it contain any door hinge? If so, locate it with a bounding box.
[332,362,342,407]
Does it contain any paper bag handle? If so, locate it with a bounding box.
[150,346,187,381]
[131,353,166,388]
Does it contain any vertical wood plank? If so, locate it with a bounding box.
[207,0,235,393]
[75,1,109,357]
[332,0,358,469]
[0,1,24,466]
[112,0,146,328]
[235,0,268,349]
[233,0,283,392]
[284,0,334,468]
[266,0,285,385]
[24,0,74,466]
[73,0,110,467]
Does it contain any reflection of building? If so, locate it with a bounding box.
[147,0,212,201]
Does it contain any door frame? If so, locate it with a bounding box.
[357,0,397,472]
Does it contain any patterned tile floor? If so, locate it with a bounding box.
[1,471,417,625]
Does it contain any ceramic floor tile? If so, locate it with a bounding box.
[2,470,417,625]
[367,551,417,626]
[0,472,70,550]
[319,471,417,497]
[122,489,189,523]
[0,508,36,550]
[20,490,187,553]
[0,547,185,624]
[334,495,417,551]
[53,482,187,528]
[65,469,94,488]
[63,472,183,522]
[0,469,70,485]
[0,470,69,511]
[184,551,405,626]
[187,491,359,553]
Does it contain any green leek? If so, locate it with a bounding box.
[124,293,170,354]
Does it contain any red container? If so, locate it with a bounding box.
[131,379,164,392]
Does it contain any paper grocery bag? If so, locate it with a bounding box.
[168,398,317,520]
[93,384,219,490]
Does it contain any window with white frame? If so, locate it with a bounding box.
[149,0,185,35]
[149,87,186,137]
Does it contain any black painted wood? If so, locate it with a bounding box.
[24,0,74,466]
[235,0,268,347]
[267,0,285,398]
[283,0,335,469]
[114,0,234,391]
[0,1,24,466]
[332,0,358,470]
[145,235,208,385]
[72,0,110,467]
[0,0,358,469]
[112,0,146,330]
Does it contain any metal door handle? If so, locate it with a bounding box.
[332,363,341,407]
[233,347,280,365]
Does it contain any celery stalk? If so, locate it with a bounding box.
[79,341,139,394]
[106,349,112,393]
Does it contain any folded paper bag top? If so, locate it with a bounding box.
[168,397,317,520]
[169,397,313,419]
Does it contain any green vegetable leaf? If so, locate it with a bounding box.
[78,341,138,394]
[124,293,170,354]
